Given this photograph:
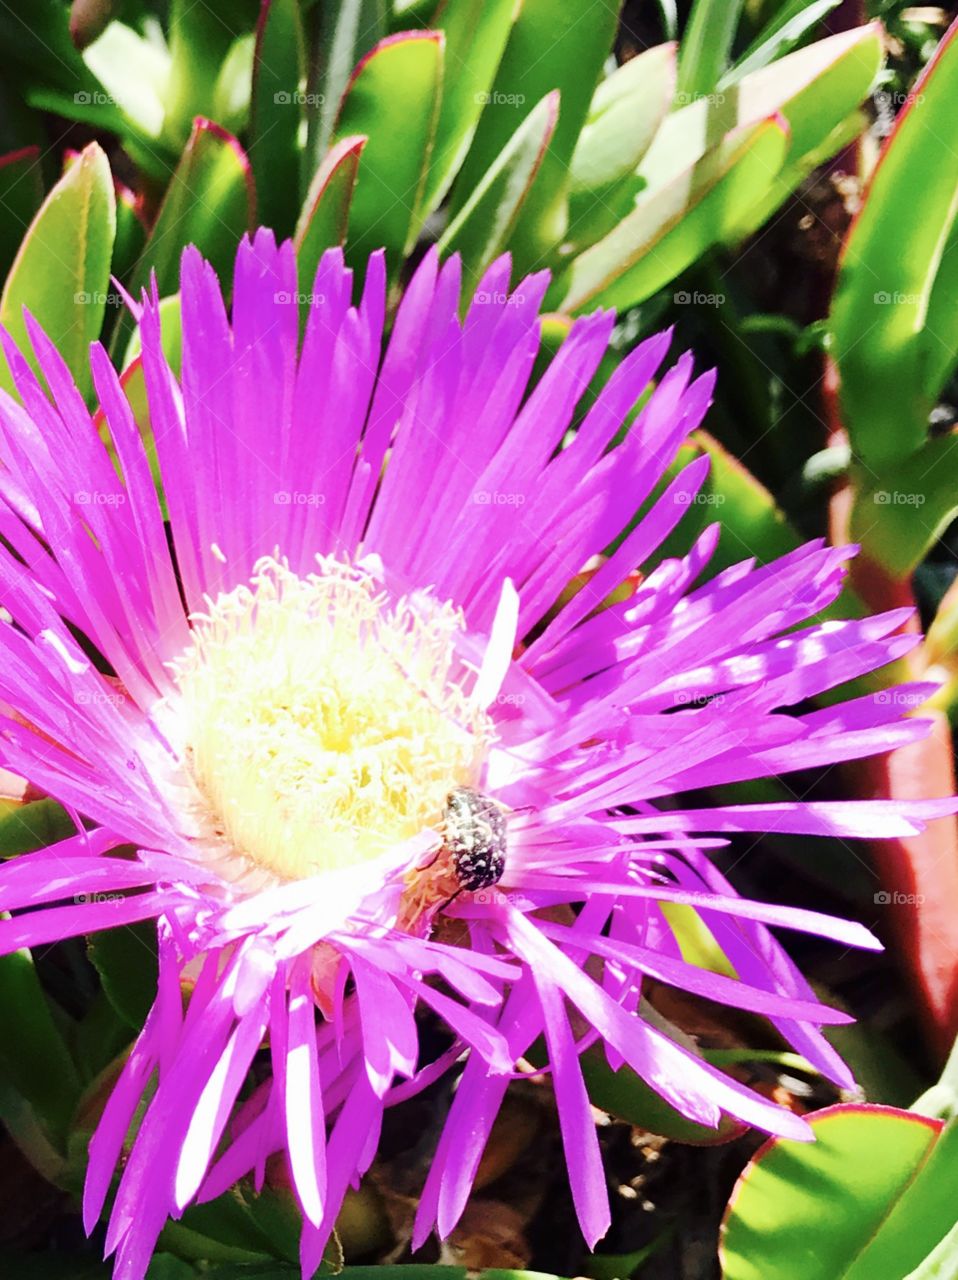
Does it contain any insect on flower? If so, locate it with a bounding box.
[443,786,507,892]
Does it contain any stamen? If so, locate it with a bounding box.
[171,556,493,882]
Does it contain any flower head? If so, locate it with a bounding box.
[0,232,952,1278]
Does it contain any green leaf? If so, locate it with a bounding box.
[720,1105,953,1280]
[906,1218,958,1279]
[724,26,881,242]
[332,31,444,276]
[568,43,677,248]
[693,431,800,570]
[0,0,125,129]
[82,19,171,146]
[438,92,559,300]
[162,0,255,149]
[848,437,958,580]
[112,183,147,284]
[306,0,388,170]
[250,0,307,238]
[585,1242,671,1280]
[642,25,881,196]
[295,135,367,283]
[0,798,78,857]
[87,920,159,1031]
[0,945,81,1146]
[0,142,116,403]
[727,0,843,83]
[113,119,252,356]
[419,0,517,215]
[676,0,745,101]
[212,34,256,136]
[841,1121,958,1279]
[580,1039,745,1144]
[551,117,788,314]
[450,0,621,271]
[831,16,958,469]
[146,1258,198,1280]
[0,146,43,277]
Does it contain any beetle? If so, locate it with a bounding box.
[443,786,507,892]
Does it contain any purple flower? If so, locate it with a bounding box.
[0,232,951,1278]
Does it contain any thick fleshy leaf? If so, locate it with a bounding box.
[848,437,958,579]
[727,0,844,82]
[0,799,78,858]
[0,946,81,1146]
[831,15,958,468]
[112,119,252,355]
[162,0,258,149]
[568,44,677,249]
[720,1105,954,1279]
[306,0,387,165]
[332,31,443,274]
[249,0,306,237]
[0,146,43,276]
[724,25,881,242]
[420,0,517,216]
[676,0,745,100]
[82,19,171,152]
[551,117,788,314]
[438,92,559,300]
[295,134,367,282]
[0,142,115,402]
[0,0,125,132]
[112,184,148,284]
[87,921,159,1032]
[450,0,621,270]
[580,1042,745,1145]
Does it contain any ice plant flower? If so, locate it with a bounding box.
[0,232,952,1278]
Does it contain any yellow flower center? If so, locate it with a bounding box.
[172,556,492,881]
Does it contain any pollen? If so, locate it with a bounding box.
[171,556,493,881]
